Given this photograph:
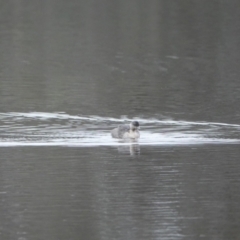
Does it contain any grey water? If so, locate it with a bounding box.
[1,1,240,240]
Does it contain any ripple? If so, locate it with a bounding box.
[0,112,239,147]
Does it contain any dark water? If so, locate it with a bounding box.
[1,1,240,240]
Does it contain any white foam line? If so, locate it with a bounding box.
[0,138,238,147]
[0,112,127,122]
[0,112,240,128]
[0,112,85,120]
[163,120,240,127]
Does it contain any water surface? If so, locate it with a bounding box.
[1,1,240,240]
[0,112,240,147]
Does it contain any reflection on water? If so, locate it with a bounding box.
[117,143,140,156]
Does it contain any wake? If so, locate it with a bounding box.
[0,112,239,147]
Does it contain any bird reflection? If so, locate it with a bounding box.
[117,143,140,156]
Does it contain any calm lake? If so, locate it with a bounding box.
[1,1,240,240]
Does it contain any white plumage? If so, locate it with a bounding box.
[111,121,140,139]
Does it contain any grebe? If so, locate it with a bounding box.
[111,121,140,139]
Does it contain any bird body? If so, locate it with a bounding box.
[111,121,140,139]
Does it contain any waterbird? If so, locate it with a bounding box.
[111,121,140,139]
